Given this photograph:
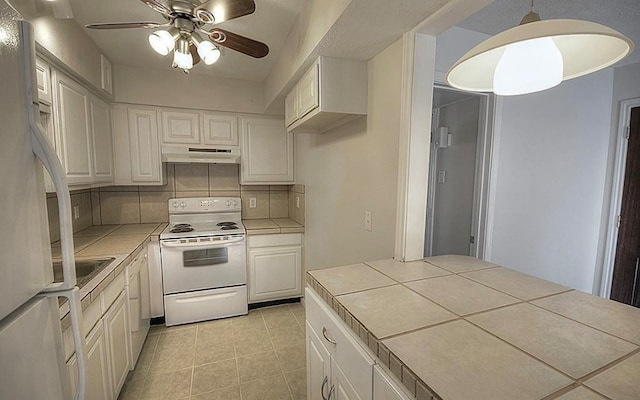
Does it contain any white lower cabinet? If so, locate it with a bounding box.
[105,290,131,397]
[306,287,416,400]
[248,234,302,303]
[68,320,113,400]
[306,288,375,400]
[126,250,151,367]
[64,270,136,400]
[373,365,414,400]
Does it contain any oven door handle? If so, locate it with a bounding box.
[161,236,245,248]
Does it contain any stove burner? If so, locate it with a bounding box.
[170,224,194,233]
[221,226,239,230]
[217,222,237,227]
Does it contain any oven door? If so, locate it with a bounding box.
[160,236,247,294]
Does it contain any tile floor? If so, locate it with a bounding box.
[118,302,307,400]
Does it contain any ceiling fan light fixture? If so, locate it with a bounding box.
[197,41,221,65]
[149,29,176,56]
[173,38,193,70]
[446,12,634,95]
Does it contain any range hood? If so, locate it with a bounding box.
[161,146,241,164]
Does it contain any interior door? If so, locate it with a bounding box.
[611,107,640,307]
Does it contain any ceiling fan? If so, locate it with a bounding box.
[85,0,269,73]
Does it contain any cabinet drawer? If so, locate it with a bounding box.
[306,287,374,399]
[83,294,103,338]
[248,233,302,248]
[103,272,125,313]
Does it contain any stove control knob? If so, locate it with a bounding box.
[171,201,179,209]
[226,200,232,207]
[233,200,239,207]
[179,201,186,208]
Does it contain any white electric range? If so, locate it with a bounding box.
[160,197,247,326]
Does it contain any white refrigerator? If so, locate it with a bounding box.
[0,4,87,400]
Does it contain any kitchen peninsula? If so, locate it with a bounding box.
[306,255,640,400]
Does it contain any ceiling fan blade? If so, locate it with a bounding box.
[195,0,255,24]
[85,22,166,29]
[139,0,172,16]
[190,44,201,66]
[208,28,268,58]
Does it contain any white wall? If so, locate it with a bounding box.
[436,25,618,293]
[263,0,351,112]
[113,65,266,114]
[29,16,106,95]
[296,38,403,270]
[594,62,640,294]
[432,96,480,255]
[488,70,615,293]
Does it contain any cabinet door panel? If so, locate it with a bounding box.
[307,322,331,400]
[161,110,200,144]
[373,365,413,400]
[202,113,238,146]
[53,71,93,184]
[90,95,114,182]
[128,108,162,183]
[68,322,113,400]
[285,89,298,127]
[105,291,130,398]
[35,57,51,105]
[240,116,294,184]
[297,63,319,118]
[333,359,363,400]
[248,246,302,302]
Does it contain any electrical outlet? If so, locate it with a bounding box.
[249,198,257,208]
[296,196,300,209]
[365,211,372,232]
[73,205,80,220]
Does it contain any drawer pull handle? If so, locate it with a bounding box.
[327,385,335,400]
[321,376,328,400]
[322,327,337,345]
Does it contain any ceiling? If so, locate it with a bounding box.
[458,0,640,66]
[66,0,306,81]
[15,0,638,84]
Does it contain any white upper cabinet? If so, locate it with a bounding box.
[89,94,114,183]
[100,55,113,95]
[112,105,166,186]
[160,109,238,147]
[52,69,93,185]
[161,109,200,144]
[240,115,294,184]
[202,112,238,146]
[297,63,320,118]
[286,57,367,134]
[35,56,52,105]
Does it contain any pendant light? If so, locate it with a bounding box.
[446,0,634,96]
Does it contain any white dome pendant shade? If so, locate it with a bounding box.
[493,37,563,95]
[446,18,634,95]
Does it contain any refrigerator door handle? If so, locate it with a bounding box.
[19,21,87,400]
[20,21,77,292]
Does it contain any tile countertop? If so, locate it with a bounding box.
[56,223,166,319]
[243,218,304,235]
[307,255,640,400]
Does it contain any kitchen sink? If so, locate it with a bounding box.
[52,257,115,282]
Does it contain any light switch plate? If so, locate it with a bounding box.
[365,211,372,232]
[438,170,446,183]
[73,205,80,220]
[249,198,257,208]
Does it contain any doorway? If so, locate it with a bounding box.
[424,86,494,258]
[610,106,640,307]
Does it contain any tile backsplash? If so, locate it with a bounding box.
[47,164,305,242]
